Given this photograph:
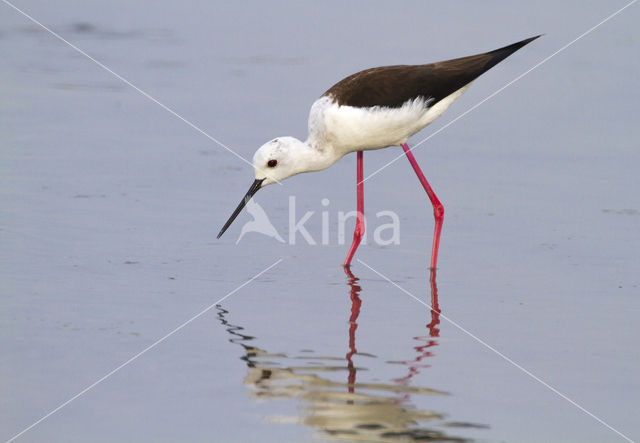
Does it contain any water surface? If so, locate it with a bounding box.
[2,1,639,442]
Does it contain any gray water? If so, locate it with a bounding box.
[2,1,639,442]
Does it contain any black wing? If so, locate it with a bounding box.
[323,35,540,108]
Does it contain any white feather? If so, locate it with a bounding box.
[307,84,470,156]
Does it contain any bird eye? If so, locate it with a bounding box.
[267,159,277,167]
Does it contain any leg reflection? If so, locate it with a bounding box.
[395,269,441,398]
[427,269,441,338]
[344,266,362,395]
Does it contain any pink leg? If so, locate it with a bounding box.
[344,151,364,267]
[401,143,443,270]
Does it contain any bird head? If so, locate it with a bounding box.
[252,137,306,186]
[217,137,305,238]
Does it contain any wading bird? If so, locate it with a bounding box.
[218,36,540,269]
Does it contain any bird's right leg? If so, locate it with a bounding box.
[344,151,364,267]
[401,143,443,270]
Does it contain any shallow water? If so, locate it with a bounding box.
[2,1,639,442]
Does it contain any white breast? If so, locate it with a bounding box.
[307,85,470,156]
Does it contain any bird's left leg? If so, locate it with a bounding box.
[344,151,364,267]
[401,143,443,270]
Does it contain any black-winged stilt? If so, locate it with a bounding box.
[218,35,540,269]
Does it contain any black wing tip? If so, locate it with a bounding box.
[518,34,544,47]
[523,34,544,44]
[493,34,543,55]
[484,34,542,68]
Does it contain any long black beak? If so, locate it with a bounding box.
[217,178,265,238]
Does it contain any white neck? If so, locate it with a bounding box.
[298,137,340,173]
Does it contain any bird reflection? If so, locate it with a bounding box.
[215,268,482,441]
